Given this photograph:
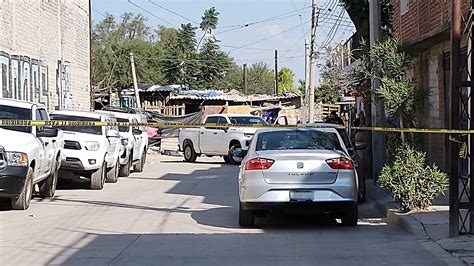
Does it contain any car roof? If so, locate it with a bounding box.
[51,110,106,119]
[95,110,133,120]
[207,114,259,118]
[255,127,339,134]
[0,98,46,109]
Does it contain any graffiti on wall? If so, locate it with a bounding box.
[0,51,73,110]
[0,52,50,107]
[56,60,73,110]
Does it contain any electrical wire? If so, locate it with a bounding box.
[127,0,173,27]
[148,0,200,25]
[92,8,107,18]
[227,20,311,53]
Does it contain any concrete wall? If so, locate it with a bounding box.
[0,0,91,111]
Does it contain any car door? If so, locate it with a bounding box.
[33,108,48,178]
[200,116,221,154]
[38,108,57,173]
[131,118,142,161]
[215,116,230,154]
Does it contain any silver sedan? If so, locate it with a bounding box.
[237,128,358,227]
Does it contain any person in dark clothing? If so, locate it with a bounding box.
[324,111,344,125]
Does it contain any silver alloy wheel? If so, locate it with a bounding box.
[185,146,192,160]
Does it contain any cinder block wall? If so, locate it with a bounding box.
[0,0,91,111]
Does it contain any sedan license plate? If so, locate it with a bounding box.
[289,190,314,202]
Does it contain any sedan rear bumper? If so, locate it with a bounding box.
[241,201,356,213]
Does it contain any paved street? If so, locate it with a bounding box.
[0,154,459,265]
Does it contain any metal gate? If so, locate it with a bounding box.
[450,0,474,237]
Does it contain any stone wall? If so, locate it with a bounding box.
[0,0,91,111]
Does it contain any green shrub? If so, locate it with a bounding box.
[379,143,448,211]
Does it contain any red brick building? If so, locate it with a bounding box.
[391,0,470,171]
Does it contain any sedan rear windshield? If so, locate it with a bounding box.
[0,105,32,133]
[229,116,267,125]
[50,115,102,135]
[256,130,343,152]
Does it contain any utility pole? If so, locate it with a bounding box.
[304,39,310,122]
[449,0,461,238]
[129,52,141,109]
[243,64,248,94]
[369,0,384,180]
[274,50,279,95]
[308,0,318,123]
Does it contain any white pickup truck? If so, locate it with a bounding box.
[178,114,267,164]
[0,99,63,210]
[50,110,121,190]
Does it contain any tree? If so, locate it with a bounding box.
[351,37,413,141]
[315,62,341,104]
[200,7,219,34]
[246,62,275,95]
[198,38,233,89]
[340,0,393,51]
[278,67,296,94]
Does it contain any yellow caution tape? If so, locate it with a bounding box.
[1,119,474,134]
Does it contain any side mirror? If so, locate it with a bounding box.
[354,142,366,150]
[132,128,142,135]
[37,127,58,138]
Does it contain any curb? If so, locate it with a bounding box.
[367,182,468,265]
[367,182,429,239]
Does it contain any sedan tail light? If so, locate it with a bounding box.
[326,157,354,170]
[245,158,275,170]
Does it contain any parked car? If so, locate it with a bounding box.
[50,111,121,190]
[0,99,63,210]
[178,114,267,164]
[237,128,359,227]
[304,123,367,202]
[96,111,149,176]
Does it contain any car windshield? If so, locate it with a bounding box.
[256,130,343,152]
[50,114,102,135]
[117,118,129,133]
[0,105,32,133]
[229,116,267,125]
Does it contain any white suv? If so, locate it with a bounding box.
[96,111,148,177]
[50,111,121,190]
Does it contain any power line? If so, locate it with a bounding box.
[127,0,173,27]
[227,20,311,53]
[215,6,311,36]
[92,8,107,18]
[220,45,300,53]
[148,0,200,25]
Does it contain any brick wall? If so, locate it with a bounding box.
[0,0,90,111]
[392,0,470,44]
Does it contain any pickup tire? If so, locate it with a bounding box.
[11,167,34,210]
[228,143,242,165]
[133,151,146,173]
[223,156,231,163]
[106,160,119,183]
[183,142,198,163]
[39,159,59,198]
[119,158,131,177]
[91,162,106,190]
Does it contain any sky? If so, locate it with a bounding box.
[91,0,355,86]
